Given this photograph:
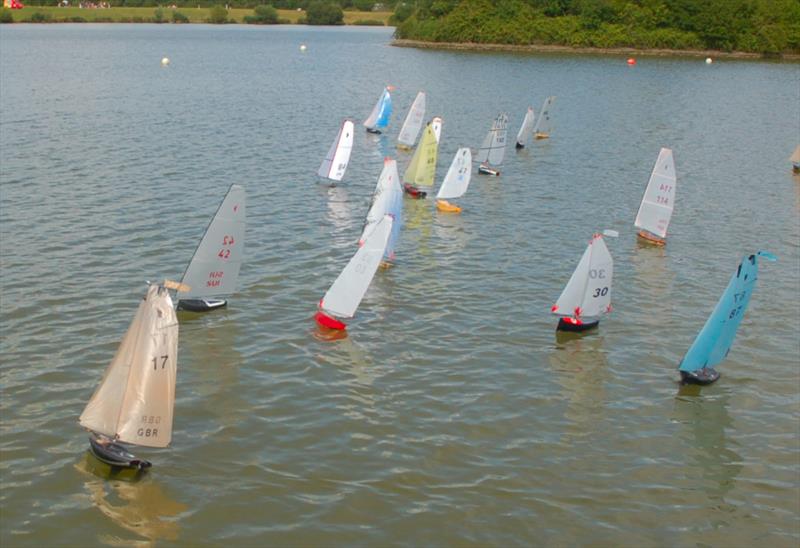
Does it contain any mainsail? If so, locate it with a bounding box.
[532,96,556,137]
[634,148,676,239]
[180,184,246,300]
[679,252,776,373]
[79,284,179,448]
[552,234,613,321]
[397,91,426,148]
[431,116,443,143]
[515,107,535,147]
[318,120,354,181]
[363,87,392,131]
[476,113,508,167]
[436,148,472,200]
[403,124,439,186]
[360,157,403,261]
[321,215,393,319]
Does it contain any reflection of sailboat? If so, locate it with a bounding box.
[435,148,472,213]
[315,215,393,331]
[78,463,188,542]
[403,122,439,198]
[79,282,180,472]
[635,148,676,246]
[515,106,535,149]
[790,145,800,173]
[177,184,246,312]
[678,251,776,385]
[551,231,617,333]
[363,86,393,134]
[318,119,354,184]
[359,157,403,266]
[532,96,556,139]
[397,91,425,151]
[476,113,508,176]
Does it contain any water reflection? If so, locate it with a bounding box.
[76,454,187,544]
[673,388,742,502]
[548,334,610,439]
[315,334,375,388]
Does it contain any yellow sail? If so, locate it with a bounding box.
[403,124,438,187]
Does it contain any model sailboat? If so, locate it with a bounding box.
[635,148,676,246]
[403,122,439,198]
[79,281,182,471]
[532,96,555,139]
[397,91,426,151]
[360,157,403,266]
[318,120,354,183]
[436,148,472,213]
[678,251,776,385]
[315,215,394,330]
[476,113,508,176]
[177,184,246,312]
[551,230,618,332]
[790,145,800,173]
[431,116,443,143]
[515,106,535,149]
[363,86,393,134]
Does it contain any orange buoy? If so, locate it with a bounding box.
[627,58,636,65]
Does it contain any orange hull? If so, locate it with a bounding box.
[436,199,462,213]
[637,229,666,246]
[534,132,549,140]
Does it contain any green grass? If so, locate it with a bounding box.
[10,6,392,24]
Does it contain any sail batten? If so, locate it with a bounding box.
[398,92,426,147]
[635,148,676,239]
[180,184,246,300]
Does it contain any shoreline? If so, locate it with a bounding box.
[392,39,800,62]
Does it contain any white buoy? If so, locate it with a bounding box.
[300,44,307,52]
[705,57,712,64]
[161,57,170,66]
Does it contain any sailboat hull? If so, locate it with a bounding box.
[403,183,427,199]
[366,128,382,134]
[515,142,524,149]
[556,317,599,333]
[679,367,720,385]
[637,229,666,246]
[315,310,347,330]
[177,299,227,312]
[88,435,152,471]
[793,163,800,174]
[478,165,500,176]
[436,199,462,213]
[534,132,549,140]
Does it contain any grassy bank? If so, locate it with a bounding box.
[1,6,392,24]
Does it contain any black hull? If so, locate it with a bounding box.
[177,299,227,312]
[680,368,720,385]
[89,435,152,471]
[366,128,382,134]
[515,142,524,149]
[477,165,500,176]
[556,318,599,333]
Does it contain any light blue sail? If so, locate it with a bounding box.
[384,181,403,261]
[679,251,776,372]
[375,89,392,130]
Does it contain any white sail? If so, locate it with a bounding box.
[515,106,535,147]
[363,87,392,131]
[532,96,555,137]
[436,148,472,200]
[431,116,443,143]
[318,120,354,181]
[397,92,426,148]
[80,284,179,448]
[180,184,246,300]
[321,215,393,319]
[634,148,676,239]
[475,113,508,166]
[360,158,401,245]
[552,234,613,320]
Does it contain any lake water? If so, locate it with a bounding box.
[1,24,798,547]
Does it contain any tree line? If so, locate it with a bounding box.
[392,0,800,55]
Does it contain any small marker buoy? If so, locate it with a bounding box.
[300,44,307,52]
[705,57,713,64]
[161,57,170,66]
[627,58,636,65]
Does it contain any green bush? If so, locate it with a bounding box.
[305,1,343,25]
[244,4,279,23]
[70,16,87,22]
[0,8,13,23]
[153,7,165,22]
[389,1,413,25]
[29,12,52,22]
[172,11,189,23]
[207,4,228,23]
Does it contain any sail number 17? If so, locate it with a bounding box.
[152,355,169,370]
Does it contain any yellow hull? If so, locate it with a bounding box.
[637,229,666,246]
[436,199,462,213]
[397,144,412,152]
[534,132,549,140]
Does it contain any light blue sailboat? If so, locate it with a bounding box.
[363,86,393,134]
[678,251,776,385]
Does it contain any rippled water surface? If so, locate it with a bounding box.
[1,24,799,546]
